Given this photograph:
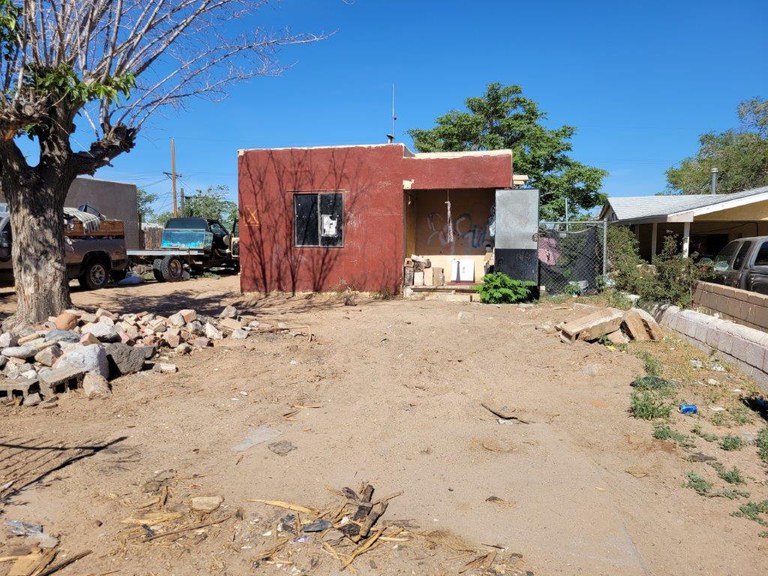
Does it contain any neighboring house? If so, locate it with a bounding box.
[237,143,538,294]
[600,185,768,261]
[0,176,140,249]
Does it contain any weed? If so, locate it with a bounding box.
[630,391,672,420]
[728,405,751,425]
[606,290,633,310]
[653,424,692,447]
[711,411,728,427]
[732,500,768,526]
[633,351,662,378]
[760,531,768,538]
[631,375,674,395]
[713,464,745,485]
[474,273,535,304]
[757,427,768,463]
[685,471,711,496]
[692,422,719,442]
[718,489,750,500]
[720,435,745,451]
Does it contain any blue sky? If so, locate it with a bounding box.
[94,0,767,216]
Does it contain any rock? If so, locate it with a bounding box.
[175,343,193,355]
[605,330,630,345]
[707,378,719,385]
[231,329,248,340]
[153,362,178,374]
[20,368,38,380]
[148,319,167,333]
[219,305,238,319]
[219,317,242,332]
[35,344,63,367]
[79,312,97,324]
[204,323,223,340]
[179,309,197,323]
[168,313,186,327]
[191,337,211,348]
[104,343,147,377]
[137,345,157,360]
[83,373,112,399]
[96,308,117,320]
[536,323,556,334]
[187,320,204,336]
[23,393,42,407]
[82,322,120,342]
[3,362,20,378]
[247,320,260,329]
[710,362,726,372]
[44,329,80,344]
[80,333,100,345]
[57,344,109,378]
[690,359,703,369]
[0,332,18,348]
[165,334,181,348]
[2,345,37,359]
[190,496,223,513]
[52,312,79,329]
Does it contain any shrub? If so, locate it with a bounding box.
[630,391,672,420]
[475,273,535,304]
[653,424,692,447]
[720,434,745,451]
[606,225,644,292]
[685,471,711,495]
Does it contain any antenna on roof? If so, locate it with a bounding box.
[386,83,396,144]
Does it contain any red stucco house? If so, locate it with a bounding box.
[238,143,537,294]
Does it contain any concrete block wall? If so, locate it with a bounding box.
[653,304,768,391]
[693,281,768,332]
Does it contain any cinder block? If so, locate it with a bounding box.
[731,336,766,369]
[738,300,753,323]
[705,326,721,348]
[750,306,768,331]
[717,331,734,355]
[748,292,768,306]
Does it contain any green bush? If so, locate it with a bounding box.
[606,225,644,292]
[475,273,535,304]
[630,391,672,420]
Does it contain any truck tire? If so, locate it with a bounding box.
[79,258,110,290]
[153,255,184,282]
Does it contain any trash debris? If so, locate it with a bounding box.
[232,425,281,452]
[690,359,704,369]
[679,403,698,415]
[5,520,59,549]
[268,440,297,456]
[303,519,332,533]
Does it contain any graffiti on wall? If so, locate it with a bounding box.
[427,211,491,249]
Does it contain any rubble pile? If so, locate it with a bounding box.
[557,307,663,344]
[0,304,269,406]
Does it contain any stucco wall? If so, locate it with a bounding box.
[67,178,140,249]
[0,177,140,249]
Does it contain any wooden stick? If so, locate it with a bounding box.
[144,514,233,542]
[342,530,382,570]
[36,550,92,576]
[247,499,317,515]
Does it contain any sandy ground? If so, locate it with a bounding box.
[0,276,767,575]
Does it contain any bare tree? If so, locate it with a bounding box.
[0,0,323,325]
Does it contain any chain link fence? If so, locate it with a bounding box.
[537,220,607,295]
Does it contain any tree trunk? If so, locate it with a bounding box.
[4,181,72,326]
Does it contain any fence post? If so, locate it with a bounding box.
[602,219,608,278]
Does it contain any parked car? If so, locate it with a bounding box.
[0,211,128,290]
[711,236,768,294]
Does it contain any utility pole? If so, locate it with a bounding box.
[171,138,178,217]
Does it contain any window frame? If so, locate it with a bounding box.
[293,191,345,248]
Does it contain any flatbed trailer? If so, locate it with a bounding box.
[126,249,206,282]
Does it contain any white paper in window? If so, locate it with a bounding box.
[321,215,338,237]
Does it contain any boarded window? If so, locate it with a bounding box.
[294,193,344,247]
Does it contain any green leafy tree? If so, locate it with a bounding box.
[407,82,608,220]
[666,98,768,194]
[137,188,158,222]
[0,1,322,325]
[182,185,237,228]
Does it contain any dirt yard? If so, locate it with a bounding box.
[1,276,767,575]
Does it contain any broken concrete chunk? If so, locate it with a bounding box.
[168,312,186,327]
[219,305,238,319]
[632,307,663,341]
[35,344,63,367]
[45,329,80,343]
[83,373,112,399]
[23,392,42,407]
[56,344,109,378]
[559,308,625,342]
[165,334,181,348]
[2,345,38,359]
[179,309,197,323]
[622,309,650,341]
[191,337,211,348]
[190,495,223,513]
[96,308,117,320]
[82,322,120,342]
[153,362,178,374]
[231,329,248,340]
[187,320,204,336]
[218,317,242,331]
[204,323,223,340]
[605,330,630,345]
[80,333,100,345]
[0,332,18,348]
[175,343,193,355]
